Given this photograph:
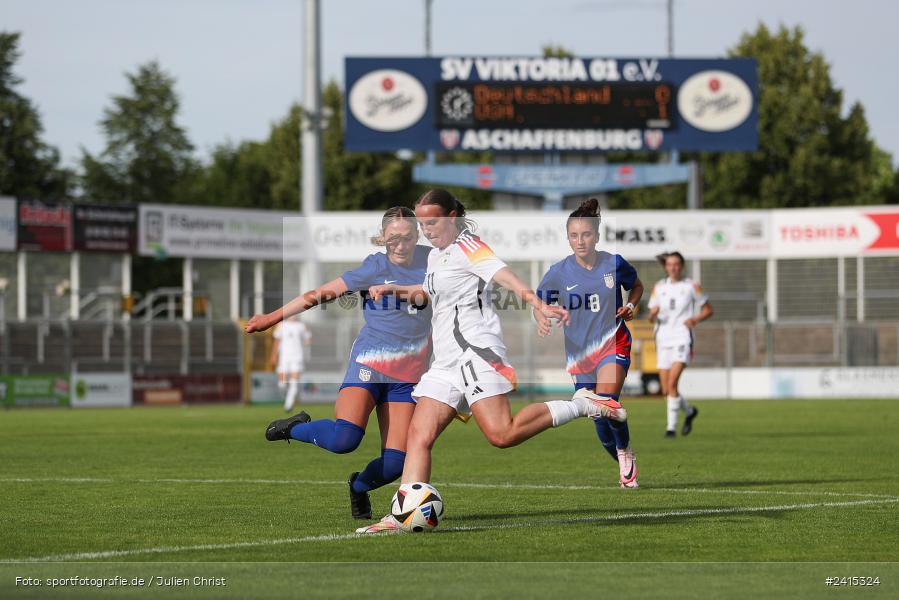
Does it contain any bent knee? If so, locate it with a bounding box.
[484,431,516,449]
[330,420,365,454]
[330,437,362,454]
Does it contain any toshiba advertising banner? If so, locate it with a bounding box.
[772,206,899,257]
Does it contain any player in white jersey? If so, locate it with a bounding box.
[648,251,714,437]
[357,188,627,534]
[271,314,312,411]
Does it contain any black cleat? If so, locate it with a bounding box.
[664,430,676,438]
[682,406,699,436]
[348,472,372,519]
[265,411,311,442]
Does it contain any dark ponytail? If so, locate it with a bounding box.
[566,198,601,233]
[416,188,476,232]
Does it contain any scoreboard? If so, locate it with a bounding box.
[435,82,675,130]
[345,57,758,153]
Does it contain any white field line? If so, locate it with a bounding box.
[3,497,897,563]
[2,477,897,500]
[1,478,113,483]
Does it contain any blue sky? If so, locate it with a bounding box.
[4,0,898,167]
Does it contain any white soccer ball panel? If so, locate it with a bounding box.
[390,482,444,532]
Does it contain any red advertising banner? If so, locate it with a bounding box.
[132,374,242,405]
[865,212,899,251]
[17,199,72,252]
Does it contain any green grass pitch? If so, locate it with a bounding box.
[1,398,898,598]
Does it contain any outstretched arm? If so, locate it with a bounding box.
[493,267,569,337]
[245,277,349,333]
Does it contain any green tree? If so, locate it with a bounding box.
[0,31,71,199]
[81,61,198,204]
[199,81,415,212]
[606,25,899,210]
[195,78,495,212]
[542,44,574,58]
[701,24,894,208]
[321,80,413,210]
[197,105,300,210]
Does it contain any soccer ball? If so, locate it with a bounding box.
[390,482,444,532]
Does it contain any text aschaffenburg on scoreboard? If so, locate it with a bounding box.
[344,56,758,153]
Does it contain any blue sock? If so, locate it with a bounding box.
[352,448,406,493]
[289,418,365,454]
[594,392,630,449]
[609,419,630,450]
[594,418,619,462]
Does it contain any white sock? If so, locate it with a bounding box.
[545,400,581,427]
[571,390,623,420]
[666,395,679,432]
[284,381,299,411]
[678,394,689,412]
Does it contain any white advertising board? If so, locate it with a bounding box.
[772,367,899,399]
[249,371,345,404]
[138,204,899,262]
[438,210,766,261]
[139,204,307,260]
[70,373,132,408]
[284,210,770,263]
[678,367,899,399]
[0,196,16,251]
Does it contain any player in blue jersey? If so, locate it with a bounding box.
[245,207,432,519]
[537,198,645,488]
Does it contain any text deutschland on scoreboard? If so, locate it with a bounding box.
[344,57,758,153]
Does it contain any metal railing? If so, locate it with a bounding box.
[2,306,897,380]
[0,319,242,376]
[130,288,212,321]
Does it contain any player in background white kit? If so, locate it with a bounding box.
[648,252,714,437]
[271,314,312,412]
[357,188,626,534]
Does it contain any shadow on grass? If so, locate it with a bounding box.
[437,505,794,535]
[446,504,792,527]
